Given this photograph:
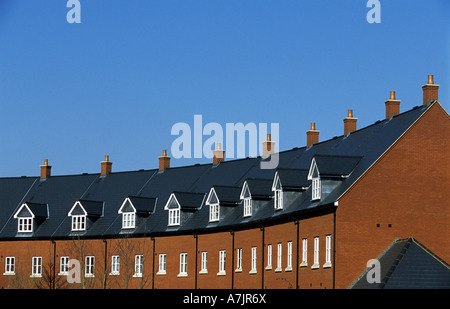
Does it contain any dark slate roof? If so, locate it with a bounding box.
[276,168,309,190]
[24,202,48,219]
[0,103,437,239]
[212,186,241,205]
[128,196,157,214]
[350,238,450,289]
[78,200,104,217]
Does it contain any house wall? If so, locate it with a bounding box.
[335,103,450,288]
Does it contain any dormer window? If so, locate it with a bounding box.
[272,173,283,210]
[118,196,156,230]
[308,158,321,201]
[240,182,252,217]
[72,215,86,231]
[13,202,48,234]
[207,186,241,222]
[68,200,103,232]
[206,188,220,222]
[122,212,135,229]
[165,194,181,226]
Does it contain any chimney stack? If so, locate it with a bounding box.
[343,109,358,135]
[213,143,225,165]
[385,91,401,119]
[306,122,319,147]
[40,159,52,179]
[262,133,275,157]
[101,155,112,176]
[422,74,439,105]
[158,149,171,171]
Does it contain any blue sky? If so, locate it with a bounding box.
[0,0,448,177]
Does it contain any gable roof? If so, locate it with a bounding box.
[350,237,450,289]
[14,202,48,219]
[210,186,241,205]
[310,155,362,179]
[275,168,310,190]
[119,196,157,214]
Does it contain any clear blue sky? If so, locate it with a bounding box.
[0,0,448,177]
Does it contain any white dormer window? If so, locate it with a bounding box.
[164,193,181,226]
[122,212,135,229]
[13,203,48,234]
[240,182,253,217]
[18,217,33,233]
[206,188,220,222]
[72,215,86,231]
[272,173,283,210]
[308,158,321,201]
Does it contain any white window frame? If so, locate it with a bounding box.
[158,254,166,275]
[236,248,242,272]
[243,197,252,217]
[200,252,208,274]
[85,256,95,277]
[286,241,293,271]
[266,244,272,270]
[4,257,15,275]
[71,215,86,231]
[111,255,120,275]
[313,237,320,269]
[122,212,135,229]
[276,243,282,272]
[31,256,42,277]
[134,255,143,277]
[324,235,332,268]
[250,247,257,274]
[168,208,180,226]
[60,256,69,275]
[274,189,283,210]
[312,178,321,200]
[209,203,220,222]
[179,253,188,277]
[218,250,226,276]
[18,217,33,233]
[301,238,308,266]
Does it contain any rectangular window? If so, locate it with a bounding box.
[218,250,226,275]
[85,256,95,277]
[18,217,33,232]
[111,255,120,275]
[301,238,308,266]
[274,190,283,210]
[266,244,272,269]
[60,256,69,274]
[135,255,143,277]
[179,253,188,276]
[313,237,319,269]
[32,256,42,277]
[209,204,220,222]
[250,247,257,273]
[286,241,292,270]
[122,212,135,229]
[168,209,180,226]
[276,243,282,271]
[236,248,242,271]
[158,254,166,274]
[325,235,332,267]
[243,198,252,217]
[312,178,321,200]
[72,215,86,231]
[201,252,208,273]
[5,257,15,274]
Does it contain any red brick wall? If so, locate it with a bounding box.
[335,102,450,288]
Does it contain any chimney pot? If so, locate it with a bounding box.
[101,155,112,176]
[40,159,52,179]
[262,133,275,157]
[422,74,439,105]
[159,149,171,171]
[343,110,358,135]
[306,122,319,147]
[385,91,401,119]
[213,143,225,165]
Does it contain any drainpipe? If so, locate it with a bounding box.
[230,230,235,289]
[260,226,265,289]
[294,220,299,289]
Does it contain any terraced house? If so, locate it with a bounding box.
[0,75,449,289]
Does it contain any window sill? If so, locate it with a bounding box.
[235,268,242,273]
[265,265,272,271]
[3,272,15,276]
[217,271,226,276]
[157,271,166,275]
[311,264,320,270]
[133,273,143,278]
[300,262,308,268]
[249,269,257,275]
[275,267,282,273]
[30,274,42,278]
[85,274,95,278]
[178,273,188,278]
[109,272,120,276]
[323,263,332,269]
[199,270,208,274]
[285,267,292,272]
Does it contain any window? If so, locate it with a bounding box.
[209,203,220,222]
[312,178,321,200]
[266,244,272,270]
[236,248,242,272]
[325,235,332,268]
[5,257,15,275]
[111,255,120,275]
[85,256,95,277]
[122,212,135,229]
[158,254,166,274]
[313,237,320,269]
[276,243,282,272]
[179,253,188,277]
[243,197,252,217]
[32,256,42,277]
[134,255,143,277]
[200,252,208,273]
[72,215,86,231]
[168,209,180,226]
[301,239,308,266]
[18,217,33,233]
[60,256,69,274]
[286,241,292,271]
[218,250,226,275]
[274,189,283,210]
[250,247,257,274]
